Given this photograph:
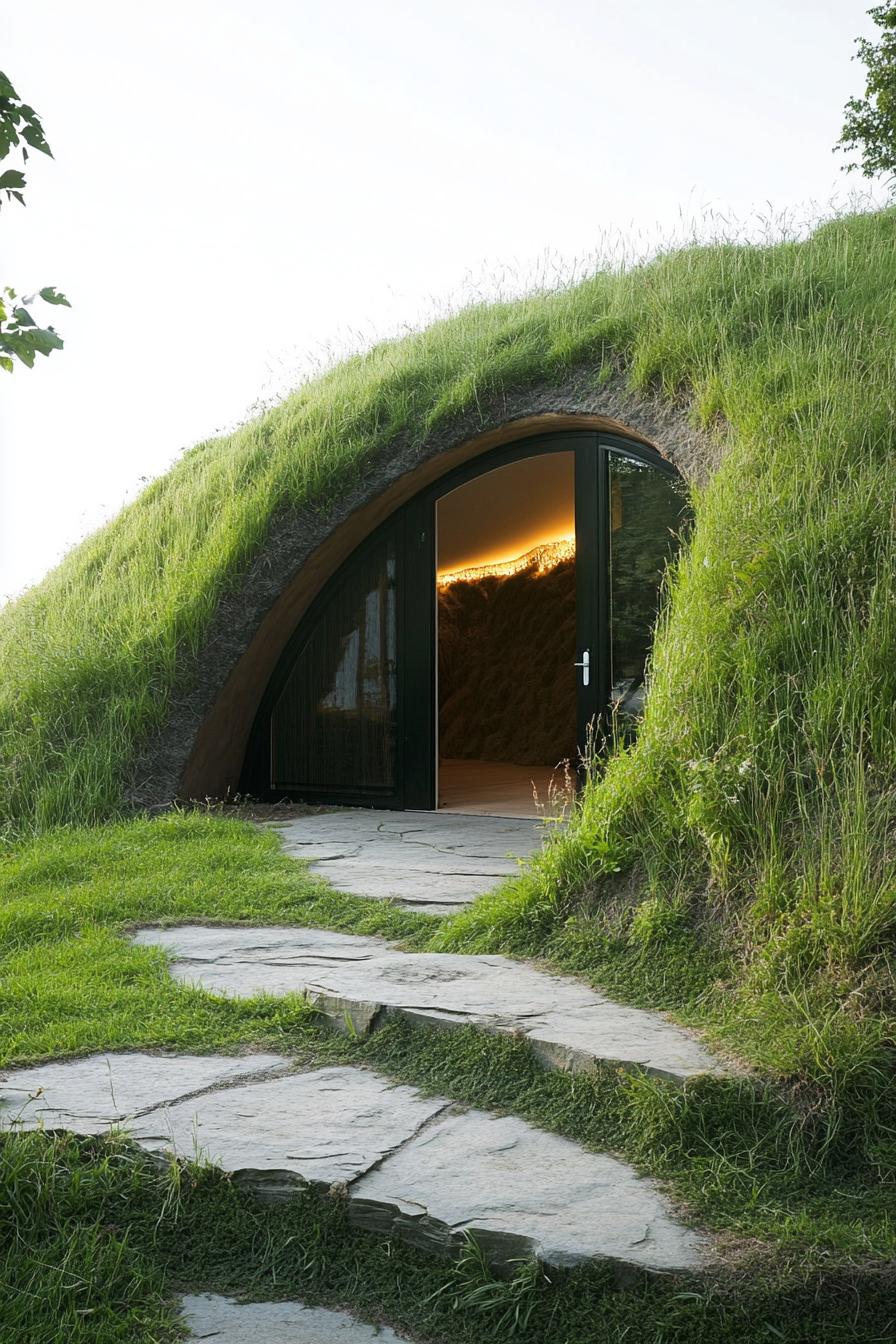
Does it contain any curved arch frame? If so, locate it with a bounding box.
[240,428,683,809]
[161,376,716,812]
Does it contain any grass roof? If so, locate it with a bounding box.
[2,208,895,1159]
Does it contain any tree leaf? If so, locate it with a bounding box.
[10,344,35,367]
[20,117,51,157]
[0,72,18,100]
[38,286,71,307]
[0,324,63,366]
[0,355,13,372]
[0,169,27,189]
[30,326,64,355]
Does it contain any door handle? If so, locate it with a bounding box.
[574,649,590,686]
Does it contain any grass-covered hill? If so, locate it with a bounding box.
[2,209,892,843]
[2,208,896,1341]
[3,207,896,1104]
[2,210,895,1321]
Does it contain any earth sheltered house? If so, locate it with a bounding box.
[3,212,895,1344]
[158,380,712,819]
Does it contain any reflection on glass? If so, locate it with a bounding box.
[271,539,397,791]
[609,454,688,723]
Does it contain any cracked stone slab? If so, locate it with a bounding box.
[179,1294,408,1342]
[134,925,723,1082]
[309,861,500,915]
[350,1107,703,1272]
[0,1053,705,1274]
[0,1052,291,1131]
[131,1066,447,1196]
[268,810,544,912]
[1,1057,446,1199]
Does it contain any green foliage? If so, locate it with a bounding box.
[0,70,52,198]
[2,1091,894,1343]
[0,283,69,372]
[0,812,892,1264]
[0,70,69,373]
[837,4,896,182]
[0,812,430,1064]
[2,212,896,1322]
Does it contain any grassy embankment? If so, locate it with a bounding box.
[434,208,896,1170]
[1,815,894,1343]
[2,210,896,1338]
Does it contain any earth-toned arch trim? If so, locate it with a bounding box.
[126,371,723,812]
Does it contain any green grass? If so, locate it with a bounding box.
[1,813,892,1262]
[0,812,430,1063]
[4,208,896,1337]
[2,1128,894,1344]
[1,811,894,1340]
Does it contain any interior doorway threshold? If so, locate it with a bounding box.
[437,758,573,820]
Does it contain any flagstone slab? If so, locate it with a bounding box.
[180,1294,408,1343]
[268,811,544,913]
[134,924,723,1082]
[130,1066,447,1197]
[1,1056,446,1199]
[0,1051,291,1131]
[0,1053,706,1274]
[350,1106,703,1272]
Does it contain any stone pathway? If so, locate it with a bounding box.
[180,1294,408,1343]
[0,809,727,1314]
[1,1051,705,1275]
[134,924,722,1082]
[268,811,544,914]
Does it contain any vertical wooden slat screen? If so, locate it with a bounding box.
[270,537,398,793]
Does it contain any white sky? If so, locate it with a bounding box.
[0,0,881,599]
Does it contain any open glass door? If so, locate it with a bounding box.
[607,448,688,734]
[573,440,687,765]
[249,431,686,813]
[431,436,686,815]
[435,449,578,816]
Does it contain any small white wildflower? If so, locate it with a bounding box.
[738,758,752,776]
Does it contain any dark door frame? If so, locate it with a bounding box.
[241,430,681,809]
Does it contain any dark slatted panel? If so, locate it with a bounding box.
[271,538,398,793]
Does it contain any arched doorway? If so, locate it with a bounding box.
[240,432,687,814]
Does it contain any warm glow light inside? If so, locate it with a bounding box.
[437,531,576,586]
[436,452,575,580]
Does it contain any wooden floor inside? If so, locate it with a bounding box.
[437,758,574,819]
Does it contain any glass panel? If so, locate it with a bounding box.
[608,453,688,723]
[271,537,398,792]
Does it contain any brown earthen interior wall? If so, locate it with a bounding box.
[438,559,576,767]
